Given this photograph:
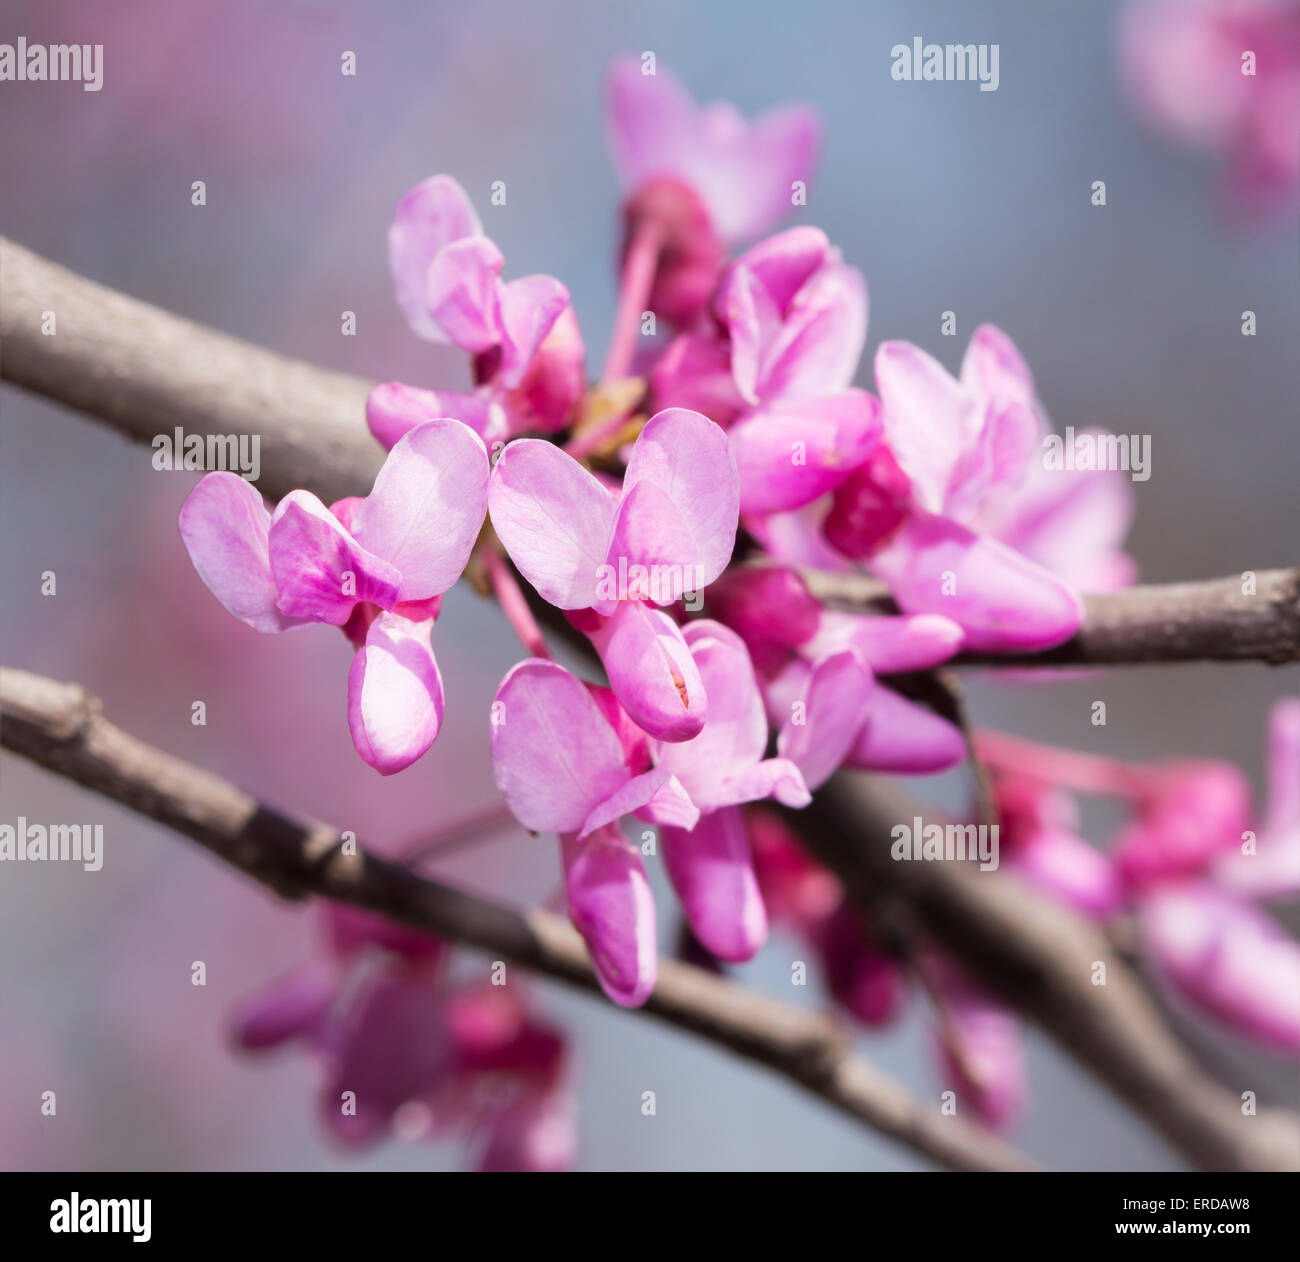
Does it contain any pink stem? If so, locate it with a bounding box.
[564,405,634,460]
[600,217,663,384]
[488,549,550,660]
[974,728,1149,799]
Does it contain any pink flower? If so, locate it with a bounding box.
[995,774,1124,918]
[1139,881,1300,1054]
[231,906,577,1167]
[370,175,585,445]
[1111,758,1253,891]
[490,657,699,1007]
[1120,0,1300,220]
[653,621,810,961]
[606,56,820,324]
[489,408,739,741]
[179,419,489,774]
[707,566,966,781]
[654,227,880,516]
[1216,697,1300,898]
[844,325,1141,651]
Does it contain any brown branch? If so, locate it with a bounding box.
[786,777,1300,1173]
[801,567,1300,668]
[3,234,1295,669]
[0,666,1036,1173]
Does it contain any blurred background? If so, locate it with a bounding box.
[1,0,1295,1171]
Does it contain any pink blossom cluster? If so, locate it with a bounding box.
[175,57,1296,1156]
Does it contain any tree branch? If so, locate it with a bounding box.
[787,777,1300,1172]
[3,234,1295,669]
[0,665,1035,1173]
[802,568,1300,668]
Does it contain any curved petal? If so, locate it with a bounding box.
[489,440,619,610]
[268,491,402,625]
[581,765,698,838]
[805,610,964,674]
[621,407,739,587]
[561,825,658,1008]
[349,419,489,601]
[959,323,1036,409]
[874,340,980,514]
[179,472,309,633]
[759,262,868,401]
[347,613,445,775]
[775,648,874,791]
[653,620,771,806]
[845,687,967,776]
[388,175,483,341]
[496,275,571,390]
[425,235,505,354]
[730,390,881,515]
[873,513,1084,653]
[589,601,708,742]
[663,807,768,962]
[1141,884,1300,1054]
[230,962,337,1050]
[1010,828,1123,919]
[605,56,697,189]
[366,382,502,450]
[490,659,629,835]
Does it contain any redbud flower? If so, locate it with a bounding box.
[654,227,879,516]
[489,408,738,741]
[370,175,585,446]
[606,56,820,325]
[491,658,700,1007]
[1139,881,1300,1054]
[863,326,1102,651]
[231,905,577,1167]
[654,622,810,961]
[179,419,489,774]
[708,566,965,781]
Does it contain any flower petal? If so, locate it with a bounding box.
[621,407,739,586]
[581,765,699,838]
[873,512,1084,653]
[663,806,768,962]
[490,659,629,834]
[561,825,658,1008]
[489,440,619,610]
[775,648,874,790]
[366,382,503,450]
[268,490,402,624]
[179,472,309,633]
[588,601,708,742]
[349,419,489,602]
[347,613,445,775]
[729,390,881,515]
[496,275,571,390]
[425,234,505,354]
[388,175,483,341]
[845,687,967,775]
